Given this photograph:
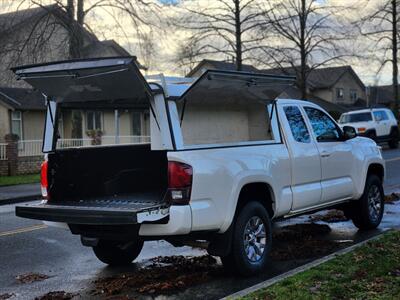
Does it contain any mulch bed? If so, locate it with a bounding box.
[91,255,222,296]
[309,210,349,223]
[385,193,400,204]
[34,291,77,300]
[271,223,344,261]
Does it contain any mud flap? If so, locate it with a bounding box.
[207,224,233,257]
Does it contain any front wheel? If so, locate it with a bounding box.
[221,201,272,276]
[93,239,144,266]
[351,174,384,230]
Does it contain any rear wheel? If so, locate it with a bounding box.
[388,130,399,149]
[93,239,144,266]
[350,175,384,230]
[221,201,272,276]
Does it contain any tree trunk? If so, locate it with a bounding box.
[392,0,399,119]
[67,0,85,59]
[234,0,242,71]
[299,0,307,100]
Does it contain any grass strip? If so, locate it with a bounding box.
[0,174,40,186]
[242,230,400,300]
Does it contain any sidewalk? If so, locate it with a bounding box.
[0,183,41,205]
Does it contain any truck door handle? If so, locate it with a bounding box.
[320,151,331,158]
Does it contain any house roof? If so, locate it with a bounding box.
[261,65,365,90]
[0,4,131,60]
[186,59,260,77]
[0,4,57,36]
[0,87,45,111]
[81,39,131,58]
[0,4,97,43]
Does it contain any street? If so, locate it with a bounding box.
[1,147,400,300]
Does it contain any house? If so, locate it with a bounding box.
[0,4,149,145]
[0,88,150,146]
[260,65,367,108]
[187,59,260,77]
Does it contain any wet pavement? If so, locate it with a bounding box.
[1,148,400,299]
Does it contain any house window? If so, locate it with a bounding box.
[336,88,344,100]
[11,111,23,139]
[350,90,357,102]
[86,111,102,131]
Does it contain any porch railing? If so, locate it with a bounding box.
[102,135,150,145]
[18,140,43,157]
[0,143,6,160]
[15,136,151,157]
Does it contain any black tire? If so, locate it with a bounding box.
[221,201,272,277]
[389,128,399,149]
[367,131,377,141]
[350,175,384,230]
[93,239,144,266]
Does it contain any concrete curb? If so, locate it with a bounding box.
[0,194,41,206]
[221,230,389,300]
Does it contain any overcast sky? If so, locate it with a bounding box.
[0,0,394,86]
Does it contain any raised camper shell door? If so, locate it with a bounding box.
[11,56,151,103]
[178,70,296,103]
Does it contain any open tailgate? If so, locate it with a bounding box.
[16,194,169,225]
[11,56,151,103]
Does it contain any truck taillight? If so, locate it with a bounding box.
[168,161,192,205]
[40,161,49,199]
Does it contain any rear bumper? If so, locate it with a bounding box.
[16,202,169,225]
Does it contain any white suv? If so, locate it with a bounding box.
[339,108,399,148]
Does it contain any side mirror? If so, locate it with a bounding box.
[343,126,357,140]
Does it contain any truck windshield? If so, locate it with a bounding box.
[339,112,372,123]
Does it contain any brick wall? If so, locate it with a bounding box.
[17,156,43,175]
[0,160,8,176]
[1,135,43,176]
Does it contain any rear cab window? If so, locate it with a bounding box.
[339,112,372,123]
[283,106,310,143]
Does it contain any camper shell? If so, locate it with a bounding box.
[14,56,294,226]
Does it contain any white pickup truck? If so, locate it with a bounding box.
[14,57,385,276]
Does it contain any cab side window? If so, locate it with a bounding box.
[304,107,341,142]
[373,111,389,121]
[284,106,310,143]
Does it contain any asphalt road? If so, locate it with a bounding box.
[1,147,400,300]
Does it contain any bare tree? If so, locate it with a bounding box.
[3,0,162,59]
[260,0,352,99]
[174,39,201,75]
[358,0,400,117]
[174,0,271,71]
[138,31,156,73]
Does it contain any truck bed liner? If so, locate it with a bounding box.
[16,192,169,225]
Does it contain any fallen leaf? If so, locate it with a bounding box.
[16,273,49,284]
[0,294,15,300]
[34,291,77,300]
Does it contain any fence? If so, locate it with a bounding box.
[0,143,6,160]
[15,136,151,157]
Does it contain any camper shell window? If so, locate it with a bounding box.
[173,70,293,148]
